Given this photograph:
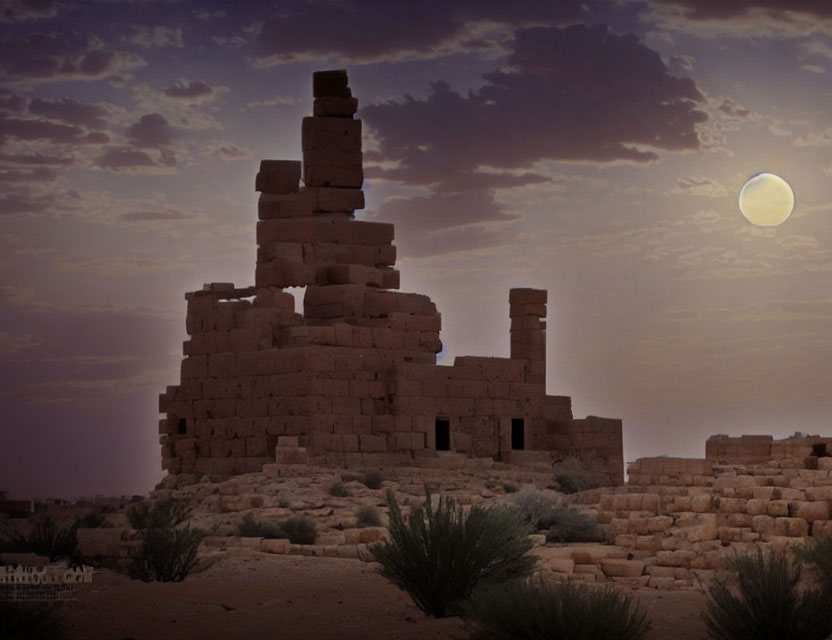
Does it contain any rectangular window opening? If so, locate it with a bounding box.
[435,418,450,451]
[511,418,525,451]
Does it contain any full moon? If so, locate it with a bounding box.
[739,172,794,227]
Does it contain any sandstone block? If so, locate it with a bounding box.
[601,559,645,578]
[304,163,363,189]
[302,117,361,153]
[312,186,364,212]
[256,160,301,195]
[774,517,809,537]
[313,70,350,98]
[314,96,358,117]
[793,501,829,522]
[257,218,393,246]
[255,259,317,288]
[258,192,314,219]
[690,494,714,513]
[766,500,789,517]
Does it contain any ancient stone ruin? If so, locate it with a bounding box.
[157,70,624,482]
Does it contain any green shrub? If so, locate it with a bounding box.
[371,489,536,617]
[129,526,204,583]
[238,513,284,539]
[362,469,383,490]
[0,601,65,640]
[329,482,350,497]
[544,507,604,543]
[465,578,651,640]
[509,488,562,530]
[280,516,316,544]
[0,516,78,562]
[355,505,382,528]
[554,473,600,494]
[127,497,189,530]
[702,548,832,640]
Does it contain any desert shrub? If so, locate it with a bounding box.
[796,535,832,590]
[238,513,284,539]
[0,516,78,562]
[329,482,350,497]
[371,489,536,617]
[129,526,204,583]
[554,473,601,494]
[362,469,383,490]
[75,511,106,529]
[509,488,562,530]
[465,578,651,640]
[544,507,604,543]
[280,516,316,544]
[702,548,832,640]
[127,497,189,530]
[355,505,382,528]
[502,483,519,494]
[0,601,65,640]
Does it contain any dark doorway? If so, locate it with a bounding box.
[812,443,829,458]
[177,418,187,435]
[511,418,525,450]
[435,419,450,451]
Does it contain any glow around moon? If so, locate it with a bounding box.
[739,172,795,227]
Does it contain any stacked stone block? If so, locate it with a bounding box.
[158,70,624,481]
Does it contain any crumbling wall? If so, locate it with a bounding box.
[157,70,624,480]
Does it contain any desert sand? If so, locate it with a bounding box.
[59,552,710,640]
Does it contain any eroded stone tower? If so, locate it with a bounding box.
[158,70,624,483]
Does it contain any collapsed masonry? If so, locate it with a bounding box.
[157,70,624,482]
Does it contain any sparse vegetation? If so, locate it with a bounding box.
[554,473,601,494]
[465,578,651,640]
[129,526,204,583]
[371,489,536,617]
[355,505,382,528]
[127,497,189,530]
[502,483,519,494]
[544,507,604,543]
[238,513,284,539]
[362,469,383,490]
[128,498,203,583]
[280,516,316,545]
[796,535,832,590]
[0,516,79,562]
[508,488,562,530]
[702,548,832,640]
[0,601,65,640]
[329,482,350,497]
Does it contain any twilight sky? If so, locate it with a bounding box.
[2,0,831,499]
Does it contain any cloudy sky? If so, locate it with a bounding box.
[2,0,831,499]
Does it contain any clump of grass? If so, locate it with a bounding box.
[465,578,651,640]
[0,516,79,562]
[362,469,383,490]
[329,482,350,497]
[702,548,832,640]
[796,535,832,590]
[502,483,519,494]
[280,516,316,545]
[127,498,203,583]
[554,473,601,494]
[544,507,605,543]
[238,513,284,539]
[355,505,382,528]
[508,488,562,530]
[371,489,536,617]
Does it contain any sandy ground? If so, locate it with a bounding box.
[53,553,711,640]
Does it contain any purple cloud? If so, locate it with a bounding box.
[1,0,63,23]
[95,148,157,170]
[163,80,213,100]
[127,113,176,148]
[0,115,109,144]
[28,97,110,129]
[257,0,585,62]
[0,32,144,82]
[0,166,57,183]
[655,0,832,19]
[121,210,189,221]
